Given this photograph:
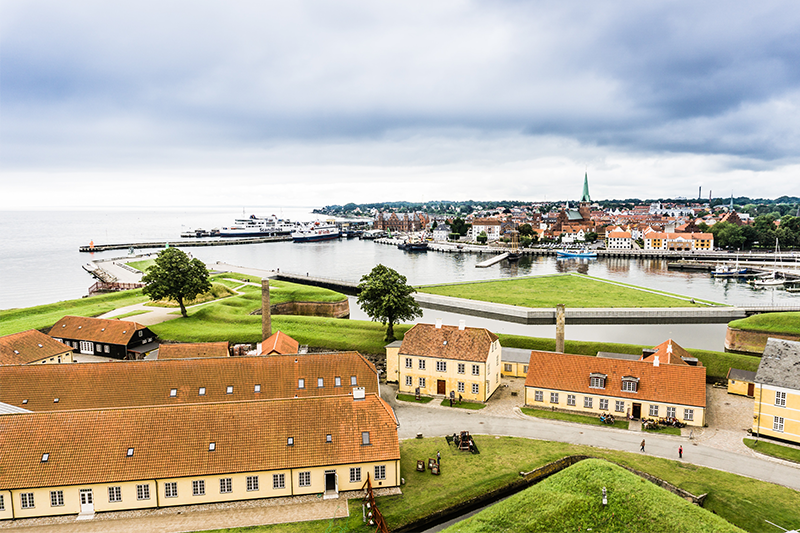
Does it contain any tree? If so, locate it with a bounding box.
[476,231,488,244]
[518,223,533,236]
[141,247,212,318]
[357,264,422,342]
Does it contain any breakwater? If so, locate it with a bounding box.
[79,235,291,252]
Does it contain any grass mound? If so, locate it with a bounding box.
[442,459,743,533]
[418,274,719,308]
[145,282,236,307]
[728,312,800,336]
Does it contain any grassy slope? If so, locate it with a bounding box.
[728,312,800,336]
[442,459,744,533]
[418,274,719,308]
[744,438,800,463]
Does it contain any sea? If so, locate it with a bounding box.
[2,206,796,351]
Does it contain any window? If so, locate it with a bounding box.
[226,386,233,394]
[165,483,178,498]
[318,377,324,388]
[405,376,413,387]
[273,474,285,489]
[351,376,357,386]
[137,484,150,500]
[667,406,676,418]
[590,375,606,389]
[621,377,639,392]
[405,358,412,369]
[419,377,426,388]
[50,490,64,507]
[104,345,110,354]
[199,387,206,396]
[615,400,625,413]
[21,493,34,509]
[774,416,785,432]
[436,361,447,372]
[550,392,559,404]
[362,431,370,445]
[350,467,362,483]
[375,465,386,480]
[170,388,177,397]
[458,363,465,374]
[287,437,294,446]
[584,396,593,408]
[254,384,261,393]
[776,391,787,407]
[472,383,479,394]
[523,365,528,373]
[220,478,232,493]
[504,364,512,372]
[298,378,305,389]
[41,453,49,462]
[419,359,426,370]
[109,486,122,502]
[458,381,465,393]
[326,434,332,443]
[127,447,134,457]
[0,494,4,511]
[683,409,694,421]
[247,476,259,491]
[599,398,609,411]
[647,404,659,417]
[299,471,311,487]
[534,390,544,402]
[567,394,576,406]
[209,442,216,451]
[472,364,480,376]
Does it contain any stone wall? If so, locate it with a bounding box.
[725,327,800,355]
[252,300,350,319]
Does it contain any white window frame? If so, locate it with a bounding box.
[350,467,361,483]
[621,379,638,393]
[683,408,694,421]
[298,471,311,487]
[21,493,34,509]
[164,482,178,498]
[298,378,305,389]
[318,377,324,388]
[108,486,122,502]
[776,391,787,407]
[405,375,413,387]
[550,392,559,404]
[351,376,357,386]
[334,376,341,387]
[50,490,64,507]
[246,476,259,491]
[584,396,593,409]
[774,416,785,432]
[273,474,286,489]
[534,390,543,402]
[436,360,447,372]
[375,465,386,480]
[567,394,576,406]
[472,364,480,376]
[362,431,370,445]
[590,376,605,389]
[666,406,676,418]
[472,383,479,394]
[192,480,205,496]
[458,381,465,393]
[419,359,426,370]
[599,398,609,411]
[649,404,659,417]
[0,494,4,511]
[137,484,150,500]
[419,377,426,388]
[405,358,412,369]
[220,478,232,494]
[615,400,625,413]
[458,363,465,374]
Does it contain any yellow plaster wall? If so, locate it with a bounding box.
[753,386,800,444]
[9,480,155,519]
[397,354,487,401]
[385,346,400,383]
[501,361,529,378]
[727,379,753,397]
[0,491,12,520]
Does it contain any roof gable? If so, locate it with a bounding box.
[399,323,499,362]
[262,331,299,355]
[0,330,73,365]
[50,316,148,345]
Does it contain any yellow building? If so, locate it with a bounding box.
[752,338,800,444]
[500,347,531,378]
[387,321,502,402]
[0,394,400,520]
[0,330,73,366]
[726,368,756,397]
[524,340,707,426]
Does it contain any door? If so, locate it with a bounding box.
[632,403,641,419]
[79,489,94,514]
[437,380,446,395]
[325,471,338,494]
[747,383,755,396]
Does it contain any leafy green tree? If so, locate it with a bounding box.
[477,231,488,244]
[518,223,533,236]
[584,231,598,243]
[450,217,471,236]
[357,265,422,342]
[141,247,211,318]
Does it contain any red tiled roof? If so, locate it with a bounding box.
[0,394,399,490]
[262,331,299,355]
[50,316,148,345]
[158,342,230,359]
[399,323,499,363]
[641,339,690,366]
[525,350,706,407]
[0,330,73,365]
[0,352,379,411]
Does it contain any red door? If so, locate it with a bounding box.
[437,380,446,395]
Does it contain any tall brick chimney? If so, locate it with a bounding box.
[262,279,271,341]
[555,304,565,353]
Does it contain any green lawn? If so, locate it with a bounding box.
[728,312,800,336]
[397,394,434,404]
[643,425,682,435]
[440,399,486,410]
[126,259,156,272]
[418,273,720,308]
[144,282,236,307]
[199,436,800,533]
[442,459,743,533]
[521,407,629,429]
[744,438,800,464]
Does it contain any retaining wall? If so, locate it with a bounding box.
[724,327,800,355]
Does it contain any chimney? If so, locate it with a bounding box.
[261,279,271,341]
[555,304,565,353]
[458,320,465,331]
[435,318,443,329]
[653,355,660,367]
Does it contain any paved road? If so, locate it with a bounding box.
[380,384,800,492]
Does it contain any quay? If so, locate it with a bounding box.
[79,235,291,252]
[475,252,510,268]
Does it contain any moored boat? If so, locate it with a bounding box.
[292,221,341,242]
[219,214,297,237]
[557,249,597,258]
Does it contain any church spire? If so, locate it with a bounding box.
[580,172,591,203]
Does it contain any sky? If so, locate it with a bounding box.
[2,0,800,209]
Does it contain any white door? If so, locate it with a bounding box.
[79,341,94,355]
[79,489,94,513]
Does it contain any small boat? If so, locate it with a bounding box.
[557,249,597,258]
[711,264,748,277]
[751,272,786,287]
[507,230,521,261]
[786,285,800,293]
[291,221,341,242]
[398,236,428,252]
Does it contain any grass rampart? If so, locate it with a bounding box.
[728,312,800,336]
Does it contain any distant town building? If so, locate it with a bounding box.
[643,232,713,251]
[372,211,429,232]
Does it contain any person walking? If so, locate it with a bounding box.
[437,451,441,467]
[640,439,646,452]
[679,445,683,459]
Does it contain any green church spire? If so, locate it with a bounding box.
[580,172,591,203]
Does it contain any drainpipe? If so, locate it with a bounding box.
[756,383,762,442]
[155,480,160,509]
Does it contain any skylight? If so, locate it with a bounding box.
[127,448,134,457]
[254,384,261,393]
[53,398,59,403]
[209,442,216,451]
[287,437,294,446]
[41,453,49,462]
[169,389,177,397]
[226,386,233,394]
[199,387,206,396]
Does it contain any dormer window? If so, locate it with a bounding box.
[589,373,606,389]
[621,376,639,393]
[298,378,305,389]
[127,448,134,457]
[41,453,49,462]
[317,378,324,388]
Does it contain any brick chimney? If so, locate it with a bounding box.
[262,279,271,341]
[555,304,565,353]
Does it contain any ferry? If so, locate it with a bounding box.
[556,249,598,258]
[218,215,297,237]
[292,221,341,242]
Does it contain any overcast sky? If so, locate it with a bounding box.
[2,1,799,209]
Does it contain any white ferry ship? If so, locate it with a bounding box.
[218,215,298,237]
[291,221,341,242]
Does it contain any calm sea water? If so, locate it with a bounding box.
[2,207,795,350]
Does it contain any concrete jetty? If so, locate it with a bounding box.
[475,252,509,268]
[79,235,291,252]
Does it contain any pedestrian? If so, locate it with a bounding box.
[679,445,683,459]
[640,439,646,452]
[458,394,463,404]
[449,397,453,407]
[437,450,441,466]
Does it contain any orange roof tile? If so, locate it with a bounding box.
[262,331,299,355]
[524,350,706,407]
[158,342,230,359]
[0,394,399,490]
[641,339,691,366]
[50,316,149,345]
[0,330,73,365]
[0,352,379,411]
[399,323,499,363]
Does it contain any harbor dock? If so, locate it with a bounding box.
[80,235,291,252]
[475,252,510,267]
